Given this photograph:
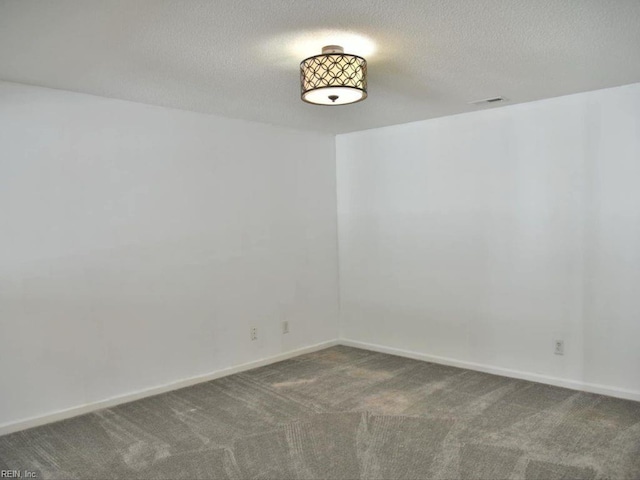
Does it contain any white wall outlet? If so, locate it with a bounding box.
[282,320,289,334]
[250,327,258,341]
[554,340,564,355]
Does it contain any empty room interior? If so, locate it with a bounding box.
[1,1,640,479]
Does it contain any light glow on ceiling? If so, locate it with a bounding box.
[260,30,377,69]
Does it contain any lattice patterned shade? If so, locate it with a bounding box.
[300,45,367,105]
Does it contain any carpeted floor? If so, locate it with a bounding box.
[1,346,639,479]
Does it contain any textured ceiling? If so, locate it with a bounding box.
[1,0,640,134]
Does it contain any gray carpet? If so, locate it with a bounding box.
[1,346,639,479]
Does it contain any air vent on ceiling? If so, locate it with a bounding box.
[469,96,507,106]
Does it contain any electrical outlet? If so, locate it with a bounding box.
[250,327,258,341]
[554,340,564,355]
[282,320,289,334]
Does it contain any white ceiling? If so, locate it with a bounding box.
[1,0,639,134]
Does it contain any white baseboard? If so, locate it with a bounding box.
[0,339,339,437]
[3,337,638,436]
[339,338,640,402]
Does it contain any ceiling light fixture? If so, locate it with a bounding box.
[300,45,367,106]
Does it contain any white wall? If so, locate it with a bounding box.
[2,79,639,432]
[0,82,339,428]
[337,83,640,398]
